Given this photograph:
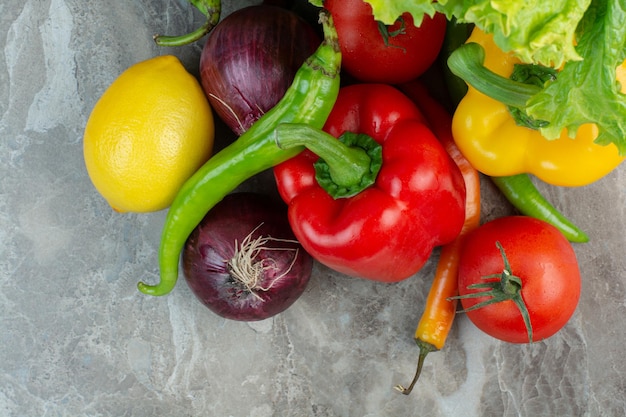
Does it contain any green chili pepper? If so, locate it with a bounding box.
[137,11,342,296]
[491,174,589,243]
[153,0,221,47]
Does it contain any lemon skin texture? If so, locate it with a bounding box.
[83,55,215,213]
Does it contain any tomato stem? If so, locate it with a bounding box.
[450,241,534,342]
[377,18,407,51]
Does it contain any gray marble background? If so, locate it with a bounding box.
[2,0,626,416]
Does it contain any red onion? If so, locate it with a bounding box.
[182,192,313,321]
[199,5,320,135]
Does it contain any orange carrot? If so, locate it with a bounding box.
[395,81,481,395]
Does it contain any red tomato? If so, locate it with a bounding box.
[325,0,447,84]
[457,216,581,343]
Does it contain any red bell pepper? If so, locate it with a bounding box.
[273,84,466,282]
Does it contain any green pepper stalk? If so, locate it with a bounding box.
[137,11,342,296]
[447,42,541,110]
[153,0,221,46]
[274,124,382,199]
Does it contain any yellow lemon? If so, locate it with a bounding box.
[83,55,214,212]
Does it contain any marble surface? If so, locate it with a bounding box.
[2,0,626,416]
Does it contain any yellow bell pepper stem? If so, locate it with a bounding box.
[448,42,541,109]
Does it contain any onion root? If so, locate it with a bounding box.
[227,223,300,301]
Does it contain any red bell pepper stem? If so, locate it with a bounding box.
[274,122,382,198]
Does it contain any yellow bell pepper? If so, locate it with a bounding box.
[451,27,625,187]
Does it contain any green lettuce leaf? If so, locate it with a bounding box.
[359,0,439,26]
[363,0,590,67]
[527,0,626,153]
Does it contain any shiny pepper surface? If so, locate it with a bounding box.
[274,84,466,282]
[452,28,625,187]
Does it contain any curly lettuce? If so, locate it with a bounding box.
[528,0,626,152]
[363,0,590,67]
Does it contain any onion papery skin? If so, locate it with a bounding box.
[199,5,321,136]
[182,192,313,321]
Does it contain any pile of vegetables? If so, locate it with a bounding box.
[92,0,625,397]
